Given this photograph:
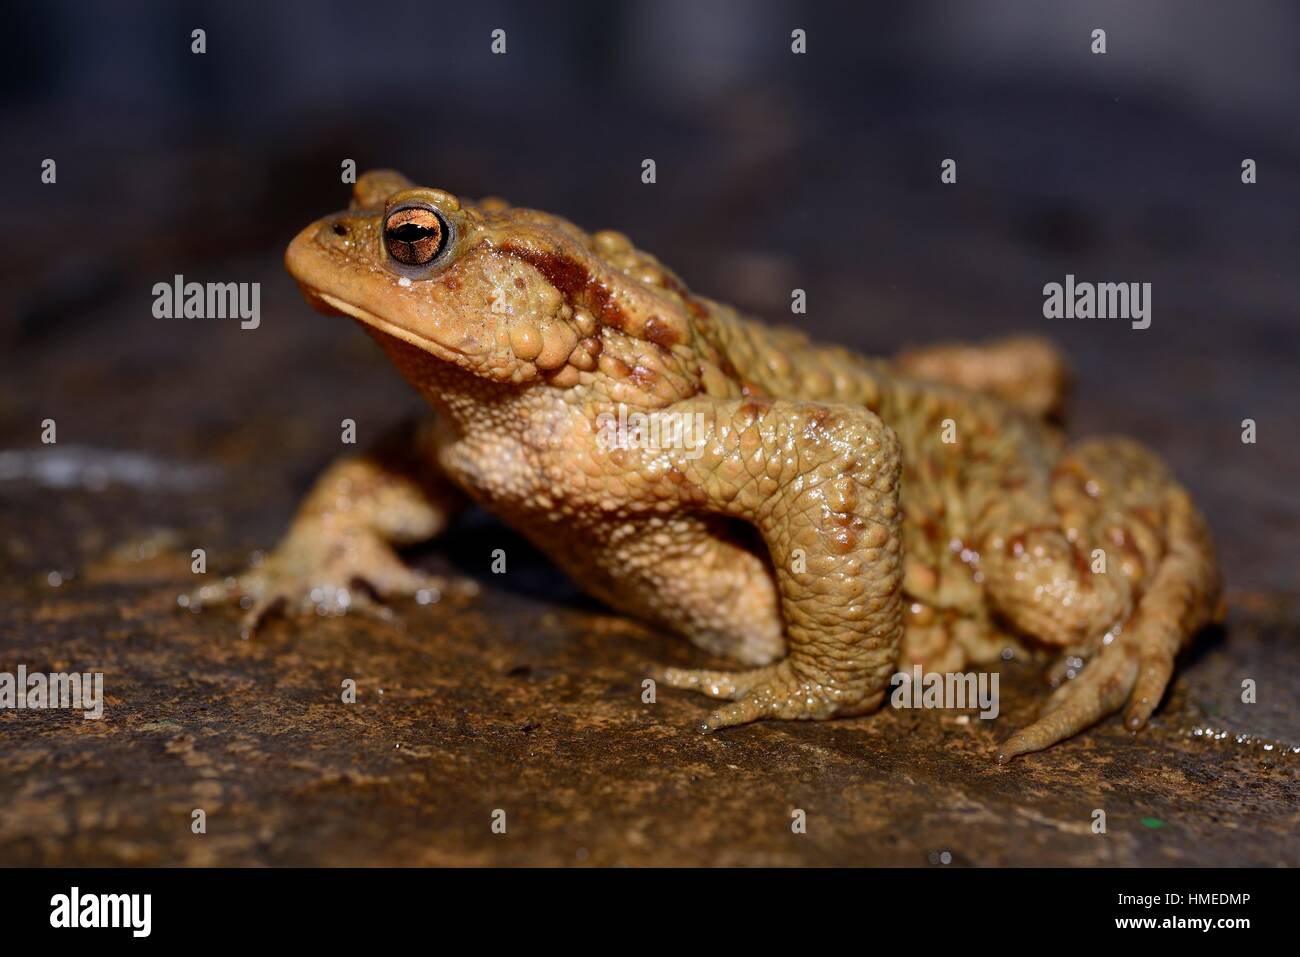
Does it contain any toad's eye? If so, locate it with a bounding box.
[384,205,449,266]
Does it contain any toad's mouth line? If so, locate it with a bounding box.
[303,288,468,358]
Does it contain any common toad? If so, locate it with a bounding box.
[196,170,1222,761]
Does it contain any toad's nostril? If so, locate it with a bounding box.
[331,222,349,237]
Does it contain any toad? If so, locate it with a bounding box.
[195,170,1222,761]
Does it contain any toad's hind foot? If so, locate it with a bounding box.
[996,486,1220,762]
[996,637,1138,763]
[659,661,882,730]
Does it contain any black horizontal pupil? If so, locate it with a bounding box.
[389,222,433,241]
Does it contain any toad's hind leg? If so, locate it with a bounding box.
[985,438,1221,760]
[895,335,1069,418]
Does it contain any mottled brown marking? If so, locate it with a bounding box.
[603,356,632,378]
[1053,460,1091,482]
[588,281,625,327]
[659,272,688,297]
[643,314,679,349]
[657,275,715,330]
[630,364,658,388]
[1005,525,1064,558]
[832,530,857,554]
[1130,505,1162,527]
[499,242,628,329]
[1071,543,1092,587]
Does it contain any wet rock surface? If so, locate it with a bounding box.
[1,468,1296,865]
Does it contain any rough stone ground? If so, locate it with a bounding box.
[0,540,1297,866]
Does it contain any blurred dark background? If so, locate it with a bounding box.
[2,0,1298,590]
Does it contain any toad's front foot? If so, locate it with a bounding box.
[659,661,882,730]
[188,523,477,638]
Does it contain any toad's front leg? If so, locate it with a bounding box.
[191,417,473,635]
[654,399,904,729]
